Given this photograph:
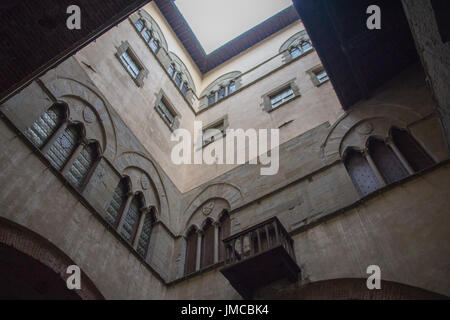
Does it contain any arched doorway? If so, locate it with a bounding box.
[0,218,104,300]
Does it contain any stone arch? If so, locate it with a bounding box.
[258,278,447,300]
[44,76,118,160]
[115,152,170,226]
[168,52,196,94]
[123,166,161,215]
[321,104,425,161]
[201,71,242,98]
[279,30,310,53]
[181,182,242,234]
[0,217,104,300]
[136,9,168,52]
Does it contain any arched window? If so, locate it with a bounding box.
[368,138,408,184]
[208,92,216,106]
[200,220,215,269]
[290,46,301,59]
[217,86,226,101]
[219,212,231,261]
[228,81,235,95]
[142,29,152,43]
[391,128,435,172]
[184,228,198,275]
[168,63,175,77]
[301,41,313,52]
[150,39,159,53]
[105,178,129,227]
[45,124,81,170]
[25,104,65,149]
[137,209,155,258]
[135,19,144,32]
[181,82,189,96]
[174,72,182,87]
[120,194,144,243]
[344,149,381,196]
[66,142,99,189]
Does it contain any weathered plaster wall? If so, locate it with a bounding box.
[402,0,450,150]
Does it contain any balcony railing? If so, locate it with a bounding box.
[220,217,300,299]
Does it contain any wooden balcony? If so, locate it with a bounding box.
[220,217,300,299]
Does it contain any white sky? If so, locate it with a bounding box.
[174,0,293,54]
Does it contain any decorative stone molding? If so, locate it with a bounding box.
[201,201,215,216]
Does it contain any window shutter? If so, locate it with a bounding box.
[45,125,79,170]
[137,213,154,258]
[66,143,98,188]
[345,150,381,196]
[184,230,198,275]
[369,139,408,184]
[25,106,63,149]
[392,129,435,172]
[120,196,140,243]
[105,180,127,227]
[201,222,215,269]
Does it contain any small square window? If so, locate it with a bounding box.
[307,65,329,87]
[270,87,295,109]
[301,41,313,53]
[315,70,329,84]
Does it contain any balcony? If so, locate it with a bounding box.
[220,217,300,299]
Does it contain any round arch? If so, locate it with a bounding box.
[0,218,104,300]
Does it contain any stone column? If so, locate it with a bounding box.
[364,149,386,186]
[196,229,203,272]
[213,221,220,264]
[386,137,415,175]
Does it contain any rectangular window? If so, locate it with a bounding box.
[315,70,329,84]
[181,82,188,96]
[301,41,313,53]
[202,120,225,146]
[270,87,295,109]
[120,50,141,79]
[157,98,176,127]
